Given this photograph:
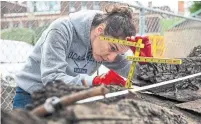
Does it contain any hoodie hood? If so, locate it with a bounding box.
[68,10,103,50]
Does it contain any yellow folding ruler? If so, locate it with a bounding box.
[126,56,182,64]
[99,36,144,48]
[100,36,182,88]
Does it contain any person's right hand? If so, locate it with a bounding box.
[92,70,126,87]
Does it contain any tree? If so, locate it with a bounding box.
[189,1,201,14]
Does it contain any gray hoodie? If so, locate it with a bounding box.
[15,10,139,94]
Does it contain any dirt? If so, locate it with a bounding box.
[188,45,201,57]
[133,92,201,123]
[1,83,188,124]
[2,82,201,124]
[136,57,201,93]
[1,109,46,124]
[135,46,201,103]
[155,89,201,102]
[31,80,88,108]
[176,99,201,114]
[30,81,127,108]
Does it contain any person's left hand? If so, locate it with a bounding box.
[126,36,153,64]
[92,70,126,87]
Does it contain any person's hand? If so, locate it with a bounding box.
[126,36,153,64]
[92,70,126,87]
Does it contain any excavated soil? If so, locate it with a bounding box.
[188,45,201,57]
[30,81,127,108]
[136,57,201,92]
[135,45,201,102]
[1,82,190,124]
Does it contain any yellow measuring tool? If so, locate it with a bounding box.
[99,36,144,48]
[100,36,182,88]
[126,56,182,64]
[125,39,142,88]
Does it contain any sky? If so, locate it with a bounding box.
[121,0,193,15]
[140,1,179,12]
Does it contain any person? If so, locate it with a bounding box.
[13,5,152,109]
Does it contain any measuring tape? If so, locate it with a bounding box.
[99,36,144,48]
[126,56,182,64]
[125,39,142,88]
[100,36,182,88]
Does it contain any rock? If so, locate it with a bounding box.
[188,45,201,57]
[176,99,201,114]
[156,89,201,102]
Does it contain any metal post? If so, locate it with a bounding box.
[139,8,145,35]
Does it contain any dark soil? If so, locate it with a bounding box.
[136,57,201,93]
[12,81,187,124]
[31,81,127,108]
[188,45,201,57]
[1,109,46,124]
[2,82,191,124]
[135,46,201,103]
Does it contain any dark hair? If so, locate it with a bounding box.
[92,5,136,39]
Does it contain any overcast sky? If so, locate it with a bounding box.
[122,0,193,15]
[141,1,178,12]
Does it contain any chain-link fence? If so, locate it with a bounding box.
[1,1,201,112]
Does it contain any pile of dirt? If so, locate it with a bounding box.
[2,100,188,124]
[2,82,189,124]
[53,99,188,124]
[1,109,46,124]
[134,46,201,103]
[31,81,127,108]
[188,45,201,57]
[136,57,201,92]
[135,45,201,94]
[31,80,88,108]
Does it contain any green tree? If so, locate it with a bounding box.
[189,1,201,13]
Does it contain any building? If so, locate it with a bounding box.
[1,1,176,35]
[1,1,27,17]
[1,1,112,29]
